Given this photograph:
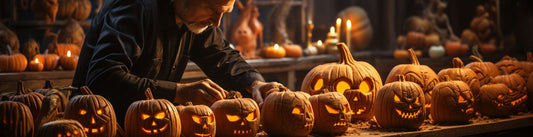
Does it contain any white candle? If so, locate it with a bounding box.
[336,18,341,39]
[346,19,352,47]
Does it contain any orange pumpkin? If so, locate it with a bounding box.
[263,44,285,58]
[438,57,481,96]
[59,51,78,70]
[283,44,303,58]
[0,45,27,72]
[28,58,44,72]
[406,31,426,49]
[48,43,81,57]
[444,41,469,57]
[34,50,60,71]
[465,55,500,85]
[496,56,527,79]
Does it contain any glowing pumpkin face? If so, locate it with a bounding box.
[496,56,528,79]
[0,101,34,137]
[125,88,181,137]
[438,57,481,96]
[261,91,314,137]
[310,92,351,135]
[211,98,259,137]
[490,74,528,113]
[64,87,117,137]
[431,80,474,123]
[177,103,215,137]
[478,84,517,117]
[35,120,87,137]
[301,43,382,121]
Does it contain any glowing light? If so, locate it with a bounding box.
[330,26,335,34]
[142,114,150,120]
[313,78,323,91]
[79,109,87,115]
[245,112,255,121]
[336,80,351,94]
[346,20,352,29]
[325,105,340,114]
[67,50,71,57]
[155,112,165,119]
[291,107,302,114]
[336,18,342,26]
[226,114,240,122]
[192,115,201,124]
[34,58,39,63]
[317,40,323,46]
[359,80,370,94]
[273,44,280,50]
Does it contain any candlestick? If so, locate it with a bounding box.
[326,26,339,54]
[307,20,314,48]
[336,18,341,40]
[28,58,44,72]
[314,40,325,54]
[346,19,352,48]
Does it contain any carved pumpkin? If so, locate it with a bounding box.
[0,101,34,137]
[36,119,87,137]
[309,92,351,135]
[386,48,439,116]
[490,73,528,113]
[478,84,515,117]
[263,44,285,58]
[9,81,44,128]
[0,45,28,72]
[22,39,40,62]
[496,56,527,79]
[262,91,314,137]
[65,86,117,137]
[337,6,373,50]
[465,55,500,85]
[431,79,474,123]
[438,57,481,96]
[125,88,180,137]
[176,102,215,137]
[211,92,259,137]
[527,73,533,111]
[301,43,382,121]
[33,49,60,71]
[36,88,69,128]
[375,75,425,129]
[283,44,303,58]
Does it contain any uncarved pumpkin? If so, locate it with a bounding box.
[309,92,351,135]
[465,55,500,85]
[22,39,40,62]
[48,43,81,57]
[406,31,426,49]
[438,57,481,96]
[0,23,20,54]
[496,56,527,79]
[261,91,314,137]
[263,44,285,58]
[0,45,27,72]
[0,101,34,137]
[34,50,60,71]
[431,80,474,124]
[58,19,86,47]
[283,44,303,58]
[211,92,259,137]
[36,119,87,137]
[9,81,44,129]
[125,88,181,137]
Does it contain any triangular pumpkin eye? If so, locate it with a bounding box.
[325,104,340,114]
[335,80,351,94]
[245,112,256,121]
[155,112,165,119]
[415,97,420,104]
[292,107,302,114]
[313,77,324,91]
[142,114,150,120]
[79,109,87,115]
[458,96,465,102]
[192,115,201,124]
[394,95,401,102]
[226,114,240,122]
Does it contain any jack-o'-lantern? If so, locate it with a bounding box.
[496,56,527,79]
[9,81,44,128]
[301,43,381,121]
[125,88,180,137]
[490,73,528,113]
[386,48,439,116]
[309,92,351,135]
[211,92,259,137]
[478,84,515,117]
[520,52,533,74]
[438,57,481,96]
[0,101,34,137]
[64,86,117,137]
[527,73,533,111]
[262,91,314,137]
[465,55,500,85]
[36,88,69,128]
[375,75,425,129]
[431,78,474,124]
[36,119,87,137]
[177,102,215,137]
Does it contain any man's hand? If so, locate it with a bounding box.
[248,80,287,107]
[174,79,228,106]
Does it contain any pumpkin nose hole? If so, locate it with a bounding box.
[152,121,157,126]
[203,123,207,128]
[91,117,95,124]
[409,105,412,109]
[241,121,245,126]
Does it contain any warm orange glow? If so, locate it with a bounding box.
[155,112,165,119]
[91,117,95,124]
[330,26,335,34]
[394,95,401,102]
[336,18,341,26]
[458,96,465,102]
[347,20,352,30]
[313,78,323,91]
[192,115,201,124]
[292,107,302,114]
[226,114,240,122]
[67,50,72,57]
[79,109,87,115]
[208,115,214,123]
[359,81,370,94]
[317,40,323,46]
[34,58,39,63]
[273,44,280,50]
[142,114,150,120]
[325,105,340,114]
[245,112,255,121]
[97,109,103,115]
[336,80,351,94]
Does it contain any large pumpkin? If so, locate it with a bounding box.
[0,44,27,72]
[58,19,86,47]
[337,6,373,50]
[375,75,425,129]
[431,79,474,124]
[36,88,69,128]
[211,92,259,137]
[36,119,87,137]
[261,91,314,137]
[33,49,60,71]
[176,102,215,137]
[438,57,481,96]
[465,55,500,85]
[125,88,181,137]
[496,56,527,79]
[490,73,528,113]
[9,81,44,128]
[0,101,34,137]
[301,43,382,121]
[477,84,515,117]
[385,48,439,115]
[527,73,533,111]
[64,86,117,137]
[56,0,91,21]
[309,92,351,135]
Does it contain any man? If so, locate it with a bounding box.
[72,0,283,125]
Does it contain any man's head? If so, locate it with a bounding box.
[174,0,235,34]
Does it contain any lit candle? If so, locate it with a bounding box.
[59,50,79,70]
[28,58,44,72]
[346,19,352,47]
[307,20,314,48]
[328,26,336,37]
[336,18,341,39]
[314,40,325,54]
[274,44,280,49]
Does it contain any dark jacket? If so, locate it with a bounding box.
[72,0,264,123]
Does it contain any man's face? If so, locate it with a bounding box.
[175,0,235,34]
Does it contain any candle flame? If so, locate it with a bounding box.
[274,44,279,49]
[317,40,323,46]
[330,26,335,33]
[336,18,341,25]
[67,50,71,57]
[347,20,352,29]
[35,58,39,63]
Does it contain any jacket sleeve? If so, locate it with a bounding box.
[189,26,265,96]
[84,1,176,103]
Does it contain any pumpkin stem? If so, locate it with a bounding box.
[397,74,405,82]
[408,48,420,65]
[144,88,154,100]
[470,55,483,62]
[43,80,54,89]
[185,102,193,106]
[527,52,532,62]
[336,43,357,65]
[452,57,464,68]
[80,86,94,95]
[501,55,512,61]
[17,80,27,95]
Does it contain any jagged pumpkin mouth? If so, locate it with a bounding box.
[141,124,168,134]
[233,129,252,135]
[395,109,421,119]
[194,132,212,137]
[352,107,367,115]
[84,126,104,134]
[494,95,527,107]
[333,121,347,127]
[461,108,474,114]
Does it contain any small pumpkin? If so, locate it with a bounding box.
[406,31,426,49]
[301,43,382,121]
[261,90,314,137]
[444,41,469,57]
[0,44,28,72]
[283,44,303,57]
[393,49,409,60]
[33,49,60,71]
[36,119,87,137]
[431,79,474,124]
[176,102,215,137]
[22,39,40,62]
[496,56,528,79]
[465,55,500,85]
[263,44,285,58]
[57,0,91,21]
[309,92,351,135]
[490,73,528,113]
[9,81,44,128]
[461,29,479,45]
[59,50,79,70]
[386,48,439,116]
[477,84,515,117]
[125,88,181,137]
[375,75,426,129]
[0,101,34,137]
[438,57,481,96]
[211,91,259,137]
[404,16,432,34]
[28,58,44,72]
[429,45,445,59]
[424,33,440,48]
[480,43,497,55]
[65,86,117,137]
